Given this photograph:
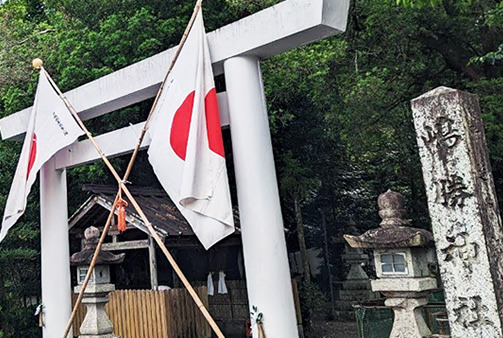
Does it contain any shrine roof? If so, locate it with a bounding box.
[69,184,239,239]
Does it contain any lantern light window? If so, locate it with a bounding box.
[381,253,407,274]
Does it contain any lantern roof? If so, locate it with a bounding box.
[70,226,126,266]
[344,190,433,249]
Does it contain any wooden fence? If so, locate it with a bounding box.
[72,287,210,338]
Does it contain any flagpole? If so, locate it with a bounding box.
[42,62,222,338]
[123,0,202,180]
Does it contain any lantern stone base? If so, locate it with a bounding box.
[74,283,120,338]
[384,296,431,338]
[371,277,437,338]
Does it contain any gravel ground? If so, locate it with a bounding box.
[309,320,359,338]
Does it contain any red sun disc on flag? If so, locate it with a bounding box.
[170,89,225,161]
[170,91,195,161]
[204,88,225,157]
[26,133,37,180]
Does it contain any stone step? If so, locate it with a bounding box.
[333,310,357,321]
[341,280,372,290]
[339,290,379,300]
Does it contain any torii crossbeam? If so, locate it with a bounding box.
[0,0,349,337]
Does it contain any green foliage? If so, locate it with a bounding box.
[279,151,321,202]
[396,0,442,7]
[395,0,472,8]
[298,280,327,329]
[299,280,326,311]
[471,44,503,65]
[225,0,280,16]
[470,3,503,65]
[0,222,40,337]
[486,2,503,26]
[250,305,264,324]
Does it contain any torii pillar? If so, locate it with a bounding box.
[224,56,297,336]
[40,157,73,338]
[0,1,350,337]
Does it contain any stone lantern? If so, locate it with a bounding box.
[344,190,437,338]
[336,223,378,316]
[70,226,125,338]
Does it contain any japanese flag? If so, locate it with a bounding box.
[147,11,235,249]
[0,70,84,242]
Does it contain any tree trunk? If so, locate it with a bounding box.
[294,193,311,285]
[320,209,335,318]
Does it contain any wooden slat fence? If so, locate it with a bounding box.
[72,287,210,338]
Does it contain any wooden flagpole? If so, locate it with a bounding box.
[123,0,203,179]
[51,1,224,337]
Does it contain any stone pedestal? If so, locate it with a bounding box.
[372,277,437,338]
[384,297,430,337]
[75,284,118,338]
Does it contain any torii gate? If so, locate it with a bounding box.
[0,0,349,337]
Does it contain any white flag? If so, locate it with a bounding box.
[0,71,84,242]
[147,11,235,249]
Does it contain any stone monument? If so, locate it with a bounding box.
[70,226,125,338]
[411,87,503,337]
[344,190,437,338]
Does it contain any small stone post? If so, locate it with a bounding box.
[411,87,503,337]
[342,225,373,290]
[341,246,371,289]
[70,227,125,338]
[336,225,377,317]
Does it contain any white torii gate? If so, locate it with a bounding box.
[0,0,349,337]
